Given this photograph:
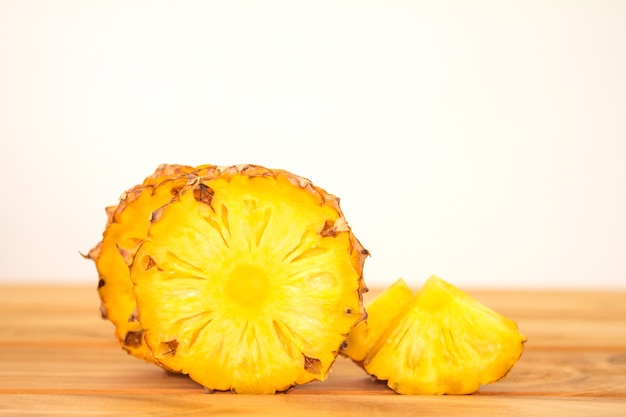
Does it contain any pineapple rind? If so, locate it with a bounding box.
[364,275,526,395]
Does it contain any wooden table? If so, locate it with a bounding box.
[1,286,624,416]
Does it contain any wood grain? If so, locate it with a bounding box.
[1,285,625,416]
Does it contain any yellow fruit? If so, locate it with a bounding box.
[129,164,368,393]
[364,275,526,395]
[341,278,413,363]
[86,164,201,362]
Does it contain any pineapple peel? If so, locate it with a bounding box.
[352,275,526,395]
[87,163,368,394]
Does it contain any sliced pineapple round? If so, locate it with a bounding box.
[130,164,368,393]
[86,164,201,362]
[341,278,413,364]
[364,275,526,395]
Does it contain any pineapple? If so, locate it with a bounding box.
[363,276,526,395]
[128,164,368,393]
[341,278,413,364]
[86,164,201,362]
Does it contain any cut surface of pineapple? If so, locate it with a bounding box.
[341,278,413,363]
[130,165,367,393]
[364,275,526,395]
[86,164,200,362]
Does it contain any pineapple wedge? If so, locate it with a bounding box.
[364,276,526,395]
[341,278,413,364]
[129,164,368,393]
[86,164,201,362]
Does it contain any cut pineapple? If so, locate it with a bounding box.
[364,275,526,395]
[130,164,368,393]
[86,164,201,362]
[341,278,413,363]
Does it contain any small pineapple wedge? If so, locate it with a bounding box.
[86,164,202,362]
[341,278,413,364]
[130,164,368,393]
[364,275,526,395]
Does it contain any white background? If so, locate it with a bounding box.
[1,0,625,289]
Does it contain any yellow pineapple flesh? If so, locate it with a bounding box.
[364,275,526,395]
[86,164,201,362]
[130,164,368,393]
[341,278,413,364]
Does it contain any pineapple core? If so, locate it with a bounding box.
[224,263,271,309]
